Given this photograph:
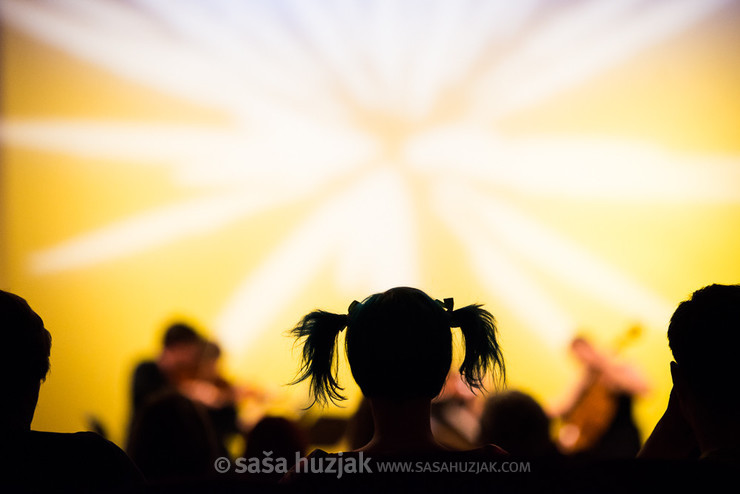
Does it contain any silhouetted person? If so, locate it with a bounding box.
[556,336,647,460]
[640,284,740,463]
[478,390,560,459]
[244,416,308,483]
[0,289,144,491]
[282,287,507,488]
[127,391,222,483]
[344,398,374,451]
[179,341,240,456]
[130,322,205,416]
[347,378,484,453]
[431,371,485,450]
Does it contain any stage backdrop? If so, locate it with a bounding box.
[2,0,740,447]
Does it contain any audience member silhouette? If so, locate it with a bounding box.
[282,287,507,488]
[431,371,485,450]
[346,374,486,453]
[243,416,308,483]
[0,289,144,491]
[640,284,740,463]
[126,390,222,483]
[478,390,561,459]
[344,398,374,451]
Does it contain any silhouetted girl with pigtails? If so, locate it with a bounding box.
[283,286,509,488]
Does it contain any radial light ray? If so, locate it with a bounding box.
[210,0,298,58]
[2,119,379,194]
[1,120,243,162]
[469,0,644,119]
[284,0,382,110]
[366,0,403,107]
[467,0,541,42]
[335,167,420,292]
[405,127,740,202]
[470,0,732,120]
[402,0,468,118]
[2,0,241,113]
[215,170,409,354]
[166,118,378,189]
[433,185,575,349]
[439,182,675,328]
[30,192,293,275]
[129,0,347,118]
[401,0,544,118]
[50,0,166,38]
[210,0,341,101]
[2,0,344,124]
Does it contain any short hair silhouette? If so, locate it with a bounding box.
[1,290,145,490]
[668,283,740,409]
[291,286,504,406]
[202,340,222,360]
[478,390,558,458]
[245,416,307,470]
[1,290,51,380]
[1,289,52,429]
[127,391,221,481]
[163,322,202,348]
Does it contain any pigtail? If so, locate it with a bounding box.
[451,304,505,391]
[290,310,348,406]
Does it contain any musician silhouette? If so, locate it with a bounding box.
[555,334,648,459]
[130,322,206,417]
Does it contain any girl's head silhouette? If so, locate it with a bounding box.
[291,286,505,406]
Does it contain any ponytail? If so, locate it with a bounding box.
[290,310,348,406]
[449,303,505,391]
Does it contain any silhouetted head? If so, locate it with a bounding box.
[668,284,740,411]
[478,390,557,458]
[127,391,221,481]
[163,322,202,349]
[570,336,600,367]
[197,341,222,380]
[0,290,52,430]
[291,286,504,406]
[245,416,307,465]
[160,322,205,380]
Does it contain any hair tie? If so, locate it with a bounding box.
[343,300,361,330]
[436,297,460,327]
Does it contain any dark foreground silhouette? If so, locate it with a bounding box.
[0,289,144,492]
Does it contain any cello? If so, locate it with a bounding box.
[556,326,644,454]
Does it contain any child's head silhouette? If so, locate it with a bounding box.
[291,286,505,406]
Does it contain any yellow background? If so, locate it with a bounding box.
[2,2,740,449]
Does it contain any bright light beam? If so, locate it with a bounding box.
[433,183,575,349]
[404,126,740,202]
[1,119,379,193]
[334,166,420,292]
[439,182,675,329]
[129,0,348,120]
[1,0,343,125]
[284,0,383,110]
[29,192,294,274]
[215,169,418,355]
[469,0,731,121]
